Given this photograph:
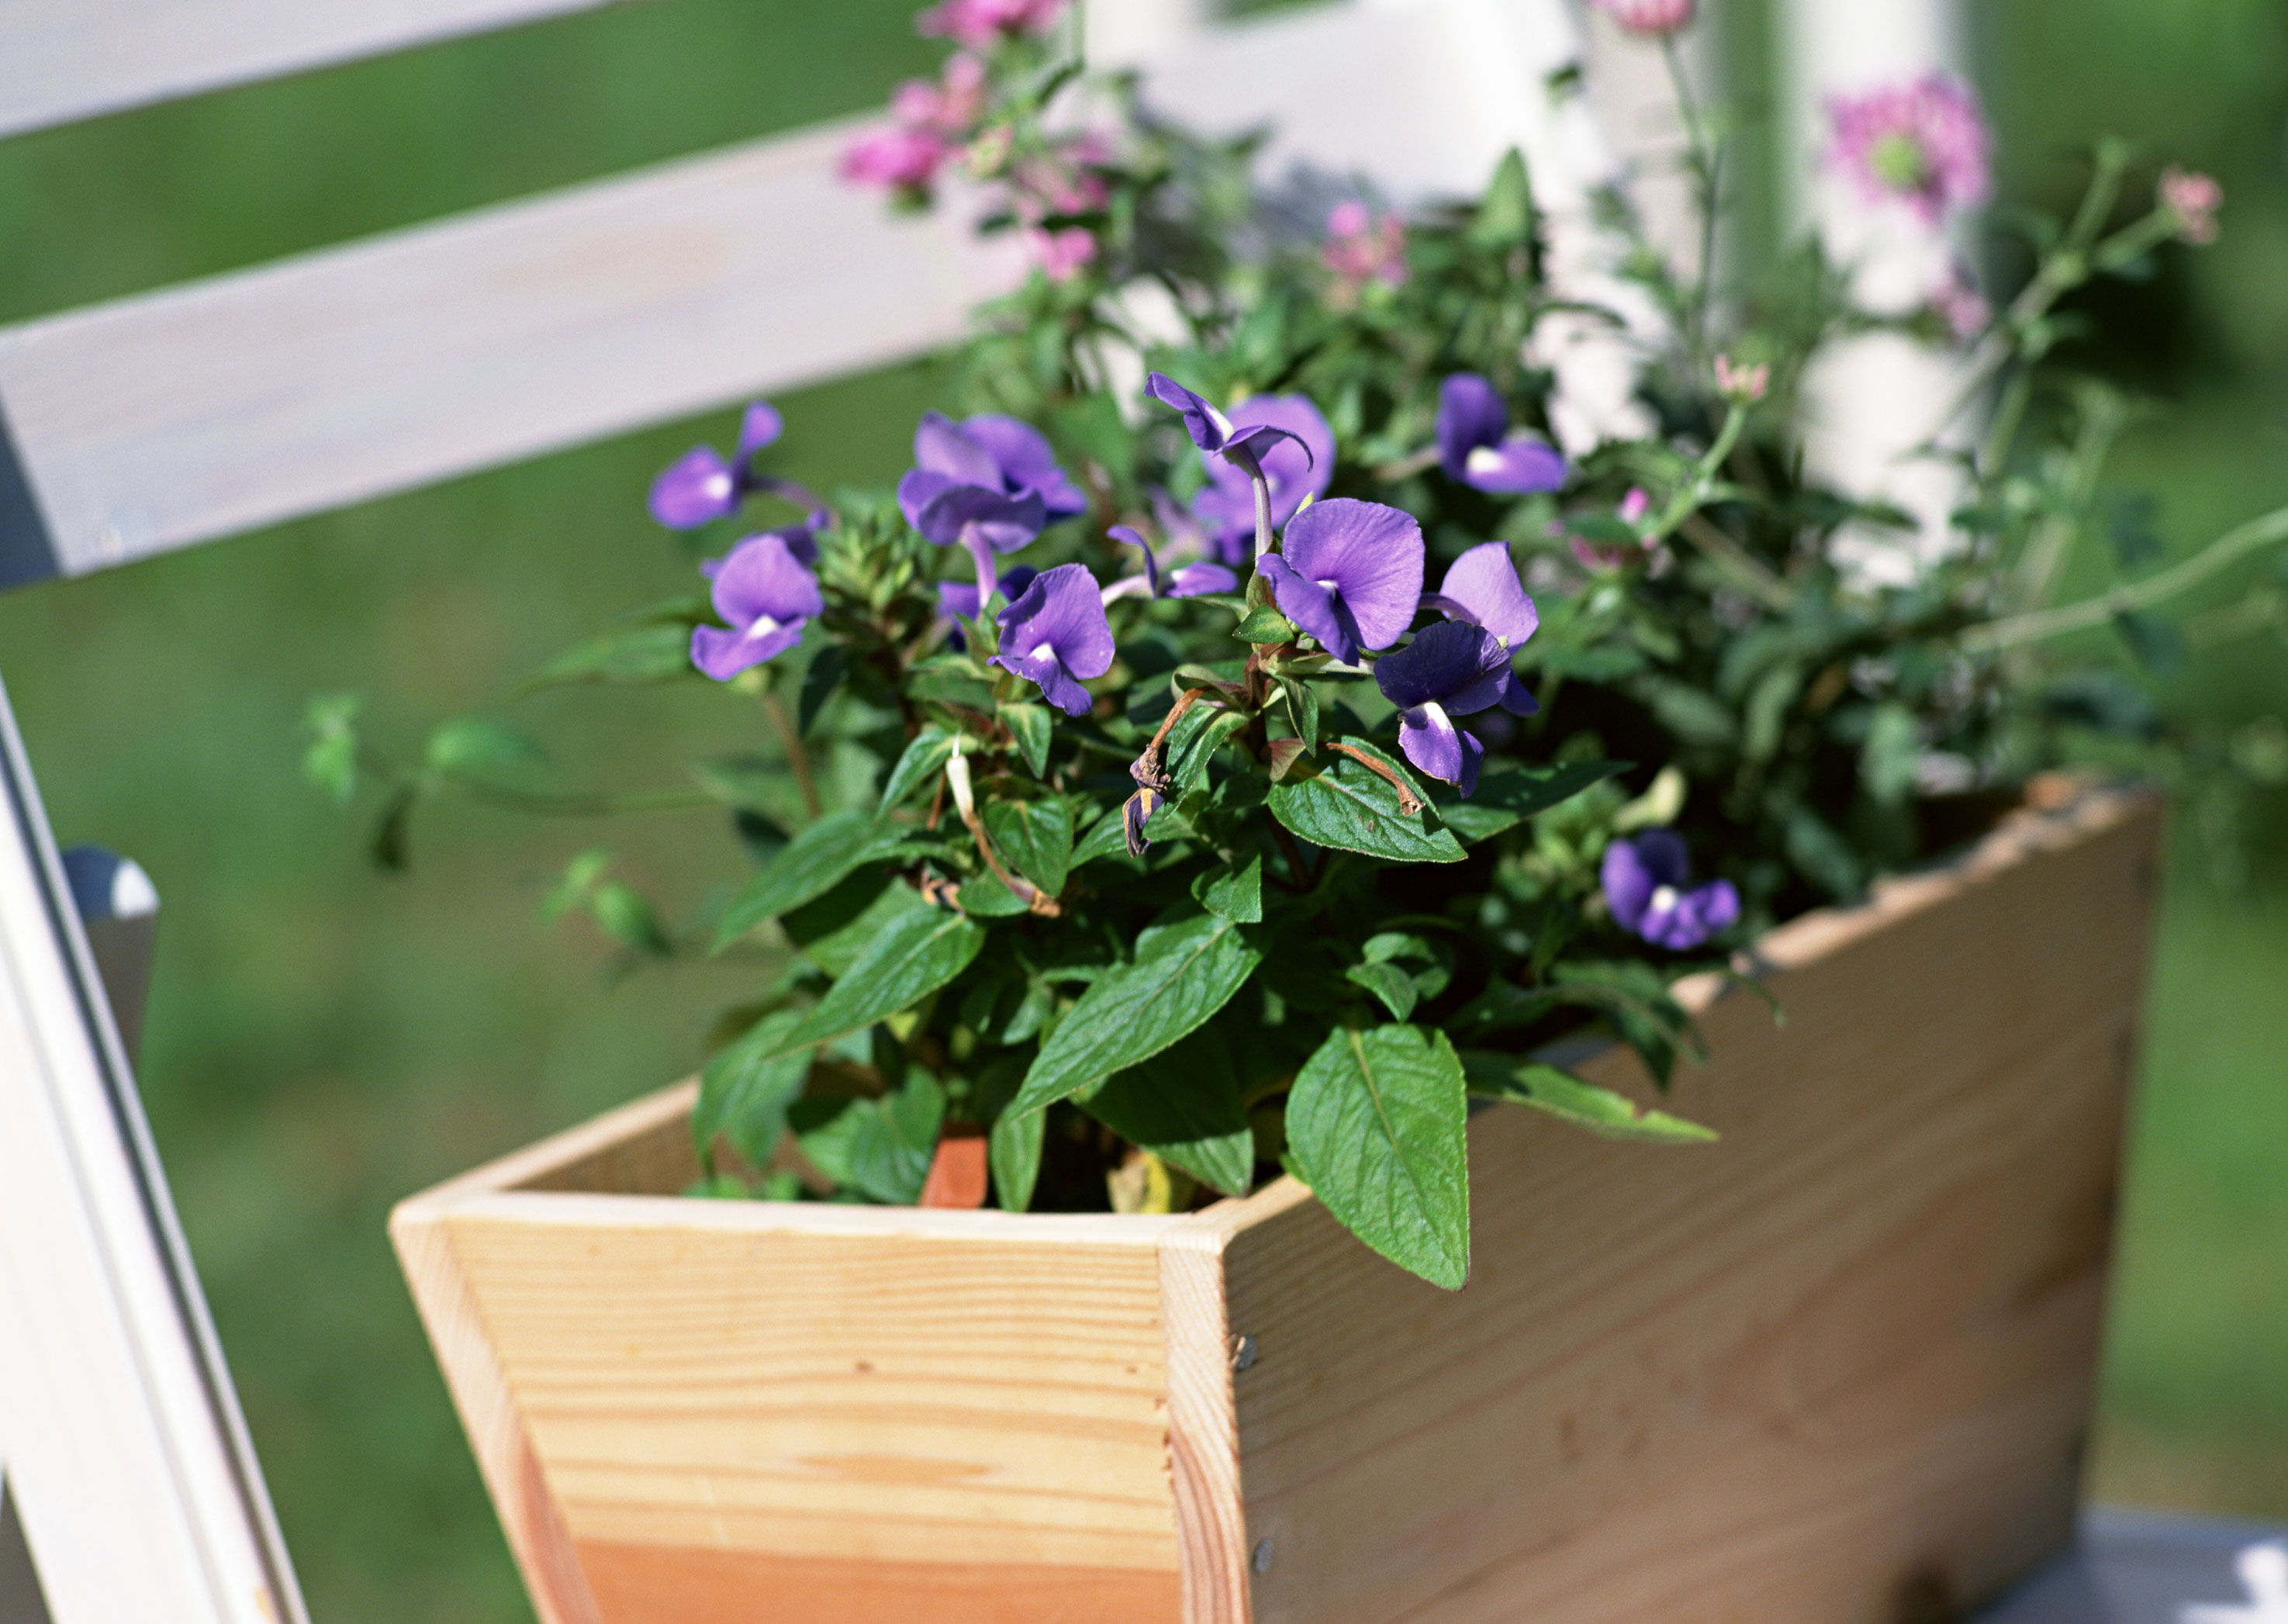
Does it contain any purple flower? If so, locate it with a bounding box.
[939,565,1038,651]
[991,563,1116,717]
[1190,395,1336,565]
[1601,831,1740,951]
[1419,541,1540,717]
[1104,526,1239,601]
[1145,373,1322,558]
[650,402,790,529]
[1825,74,1992,227]
[702,513,823,576]
[1256,498,1424,665]
[898,411,1087,533]
[690,531,824,681]
[1436,375,1569,496]
[1373,620,1515,795]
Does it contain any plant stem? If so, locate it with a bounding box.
[1676,513,1793,613]
[762,690,823,819]
[1964,501,2288,652]
[1327,741,1422,814]
[1225,444,1275,559]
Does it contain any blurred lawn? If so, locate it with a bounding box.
[0,2,2282,1619]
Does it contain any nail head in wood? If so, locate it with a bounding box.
[1252,1538,1275,1574]
[1231,1333,1256,1371]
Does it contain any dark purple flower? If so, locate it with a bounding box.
[1436,374,1569,496]
[650,402,790,528]
[1601,831,1740,951]
[1255,498,1424,665]
[897,411,1086,533]
[1419,541,1540,717]
[1373,620,1514,795]
[991,563,1116,717]
[690,531,824,681]
[939,565,1039,652]
[1104,525,1239,601]
[1190,396,1335,563]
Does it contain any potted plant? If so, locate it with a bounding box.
[334,2,2263,1619]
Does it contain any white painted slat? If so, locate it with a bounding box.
[0,0,638,140]
[0,119,1024,580]
[1979,1511,2288,1622]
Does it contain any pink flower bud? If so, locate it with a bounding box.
[840,125,949,192]
[2160,165,2223,246]
[1713,354,1769,404]
[1590,0,1696,36]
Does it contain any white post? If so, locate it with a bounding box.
[1082,0,1217,69]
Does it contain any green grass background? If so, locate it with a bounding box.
[0,1,2283,1616]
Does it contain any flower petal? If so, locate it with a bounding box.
[1600,838,1658,931]
[994,561,1115,683]
[1146,372,1234,451]
[1374,619,1506,710]
[962,413,1088,519]
[913,410,1006,487]
[1463,433,1569,495]
[711,531,824,629]
[1168,560,1239,597]
[1436,541,1540,647]
[1258,554,1355,663]
[1278,498,1426,655]
[650,446,739,528]
[736,401,783,459]
[691,617,805,682]
[1108,523,1160,597]
[1497,670,1541,716]
[915,484,1047,551]
[1398,702,1482,793]
[1193,395,1336,548]
[1436,373,1510,480]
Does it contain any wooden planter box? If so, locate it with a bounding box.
[392,787,2162,1624]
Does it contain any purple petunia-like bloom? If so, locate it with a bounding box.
[1104,525,1239,601]
[690,531,824,682]
[1190,396,1336,565]
[1602,831,1740,951]
[1436,375,1570,496]
[991,563,1117,717]
[1256,498,1425,665]
[1825,73,1992,227]
[1373,620,1516,796]
[1419,541,1540,718]
[651,402,793,529]
[898,411,1088,534]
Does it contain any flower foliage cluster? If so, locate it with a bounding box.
[313,1,2284,1287]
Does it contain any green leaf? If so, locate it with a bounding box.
[1268,738,1466,864]
[879,728,956,812]
[981,795,1073,897]
[1070,803,1141,869]
[998,701,1052,777]
[990,1101,1047,1212]
[796,1072,945,1204]
[1191,855,1263,924]
[1010,911,1264,1115]
[1464,1059,1716,1144]
[798,646,848,736]
[302,693,361,804]
[693,752,782,811]
[1639,679,1738,748]
[790,876,927,976]
[522,622,695,689]
[1345,961,1419,1021]
[1166,703,1249,792]
[1287,1025,1471,1290]
[695,1010,813,1166]
[713,811,914,948]
[590,882,669,954]
[1470,147,1534,250]
[957,873,1034,917]
[1081,1028,1255,1196]
[764,906,988,1059]
[1859,702,1920,807]
[1235,606,1298,644]
[1429,759,1627,844]
[1280,677,1319,754]
[425,717,546,776]
[1533,644,1647,682]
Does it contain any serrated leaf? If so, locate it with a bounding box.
[1345,960,1419,1021]
[1287,1025,1471,1289]
[1235,606,1298,644]
[981,796,1073,897]
[1429,759,1626,844]
[695,1010,813,1166]
[426,717,546,776]
[1268,738,1466,864]
[1010,911,1263,1115]
[713,811,915,948]
[796,1072,945,1204]
[1081,1028,1255,1195]
[798,645,848,736]
[990,1101,1046,1211]
[880,727,957,811]
[1464,1059,1716,1144]
[1191,855,1263,923]
[998,700,1052,777]
[762,906,987,1059]
[522,622,696,689]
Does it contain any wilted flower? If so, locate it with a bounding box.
[991,563,1116,716]
[1321,200,1408,302]
[1374,620,1516,796]
[1419,541,1540,716]
[1256,497,1425,665]
[650,402,787,529]
[1436,374,1569,496]
[839,125,951,197]
[690,531,823,680]
[1826,72,1992,226]
[2160,165,2223,245]
[1602,831,1740,950]
[1104,525,1239,602]
[1590,0,1695,36]
[918,0,1067,49]
[1191,395,1336,564]
[1713,354,1769,404]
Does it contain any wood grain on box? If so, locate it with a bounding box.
[394,788,2161,1624]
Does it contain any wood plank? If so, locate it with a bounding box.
[0,0,641,140]
[0,119,1021,586]
[1157,1223,1253,1624]
[1193,790,2161,1624]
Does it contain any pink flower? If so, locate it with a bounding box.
[2160,165,2223,245]
[1930,266,1991,343]
[1713,354,1769,403]
[840,125,949,193]
[1014,149,1109,218]
[1567,488,1660,572]
[917,0,1067,50]
[890,54,989,136]
[1826,72,1992,226]
[1027,225,1097,282]
[1321,201,1408,302]
[1590,0,1695,36]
